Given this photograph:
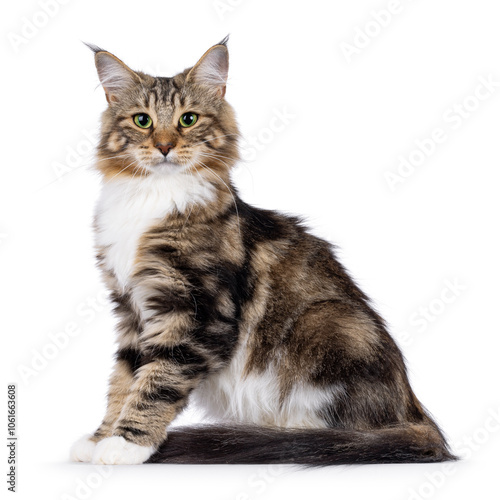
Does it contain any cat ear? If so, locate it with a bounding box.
[186,41,229,98]
[86,44,141,104]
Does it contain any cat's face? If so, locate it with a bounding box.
[91,41,239,181]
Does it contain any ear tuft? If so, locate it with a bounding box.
[217,34,230,47]
[186,43,229,98]
[83,42,106,55]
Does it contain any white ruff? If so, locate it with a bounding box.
[95,171,215,290]
[191,336,339,428]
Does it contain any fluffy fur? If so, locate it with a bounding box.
[95,172,215,289]
[71,39,455,466]
[70,434,96,462]
[92,436,155,465]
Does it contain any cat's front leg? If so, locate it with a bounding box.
[72,353,139,462]
[91,256,239,464]
[70,355,136,462]
[91,281,214,464]
[91,348,209,464]
[71,292,141,462]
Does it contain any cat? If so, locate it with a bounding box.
[70,37,455,465]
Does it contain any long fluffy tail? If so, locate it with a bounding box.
[147,423,456,465]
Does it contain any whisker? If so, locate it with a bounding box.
[103,159,140,185]
[197,151,237,163]
[197,152,235,171]
[33,157,103,193]
[196,160,241,236]
[129,160,145,183]
[197,151,254,190]
[196,150,254,187]
[180,161,197,231]
[97,153,133,161]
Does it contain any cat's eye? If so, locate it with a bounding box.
[133,113,153,129]
[179,112,198,128]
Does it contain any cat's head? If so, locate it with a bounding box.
[89,38,239,182]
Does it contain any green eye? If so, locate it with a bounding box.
[133,113,153,129]
[179,112,198,128]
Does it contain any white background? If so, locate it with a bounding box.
[2,0,499,499]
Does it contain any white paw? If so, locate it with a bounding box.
[91,436,155,465]
[70,434,97,462]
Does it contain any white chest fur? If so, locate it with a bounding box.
[94,172,215,290]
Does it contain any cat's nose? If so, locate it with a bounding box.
[155,143,174,156]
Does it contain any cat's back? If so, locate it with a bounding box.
[236,199,362,303]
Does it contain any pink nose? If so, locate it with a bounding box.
[156,143,174,156]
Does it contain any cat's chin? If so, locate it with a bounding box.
[148,160,187,176]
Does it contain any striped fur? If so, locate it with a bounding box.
[70,40,455,465]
